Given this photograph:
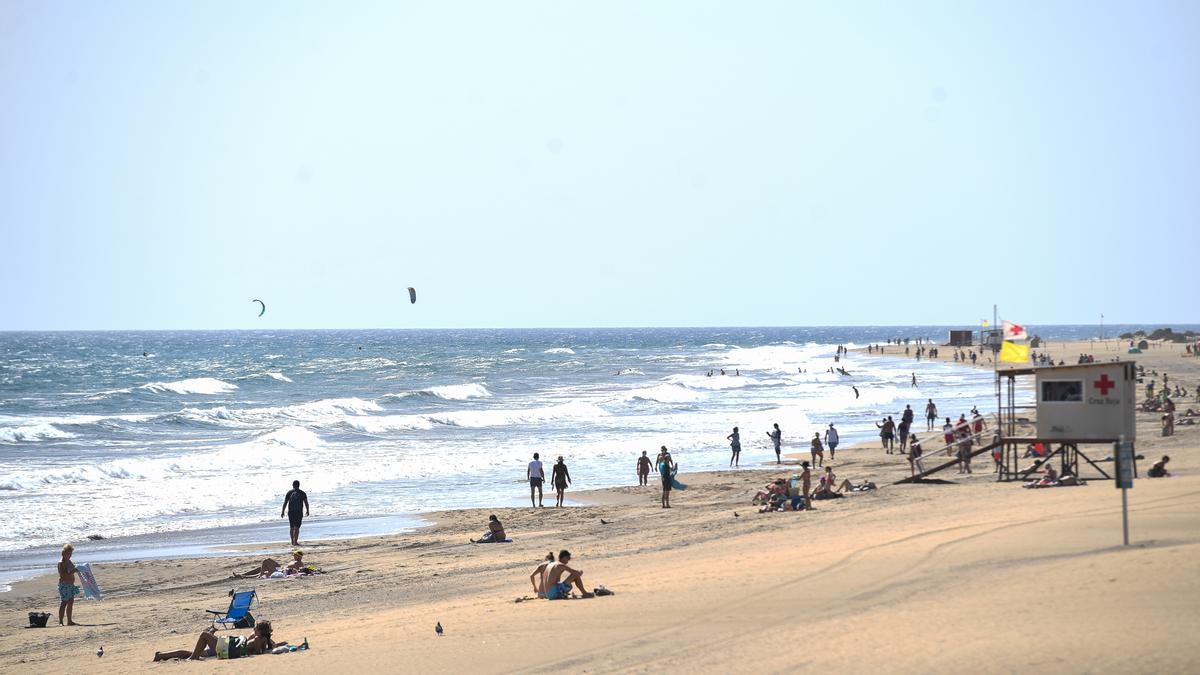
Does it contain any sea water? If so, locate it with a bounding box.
[0,325,1143,563]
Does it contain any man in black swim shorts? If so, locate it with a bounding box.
[281,480,309,547]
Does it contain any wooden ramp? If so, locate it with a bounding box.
[895,440,1002,484]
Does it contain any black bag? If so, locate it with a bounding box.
[233,612,255,629]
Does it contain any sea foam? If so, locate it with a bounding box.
[140,378,238,395]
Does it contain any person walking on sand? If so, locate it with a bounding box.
[925,399,938,431]
[636,451,652,486]
[767,423,782,464]
[824,423,839,460]
[58,543,80,626]
[877,416,896,453]
[658,448,676,508]
[727,427,742,467]
[551,456,572,507]
[810,433,824,468]
[280,480,310,547]
[527,453,545,507]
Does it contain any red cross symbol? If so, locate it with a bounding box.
[1008,323,1025,336]
[1093,374,1115,395]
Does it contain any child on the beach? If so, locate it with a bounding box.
[58,543,80,626]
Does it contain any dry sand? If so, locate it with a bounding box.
[2,339,1198,673]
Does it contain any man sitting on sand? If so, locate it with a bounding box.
[471,514,507,543]
[153,621,283,661]
[1148,455,1171,478]
[542,550,593,600]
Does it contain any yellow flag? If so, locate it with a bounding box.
[1000,340,1030,363]
[981,319,989,327]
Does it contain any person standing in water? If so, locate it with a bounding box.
[766,423,782,464]
[727,427,741,467]
[280,480,310,547]
[551,456,572,508]
[527,453,545,507]
[636,451,652,486]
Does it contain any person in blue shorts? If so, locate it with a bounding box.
[57,543,80,626]
[542,550,592,600]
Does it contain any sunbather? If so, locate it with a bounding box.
[471,514,507,543]
[153,622,283,661]
[1148,455,1171,478]
[234,558,282,579]
[529,552,556,598]
[1024,465,1059,488]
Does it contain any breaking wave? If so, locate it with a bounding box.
[139,378,238,395]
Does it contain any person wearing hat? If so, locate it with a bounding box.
[551,456,572,508]
[824,423,839,460]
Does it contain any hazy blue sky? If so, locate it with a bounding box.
[1,1,1197,330]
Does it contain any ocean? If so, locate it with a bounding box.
[0,324,1157,583]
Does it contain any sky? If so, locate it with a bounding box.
[1,1,1197,330]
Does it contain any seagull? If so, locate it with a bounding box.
[435,622,443,637]
[96,646,104,658]
[734,512,740,518]
[600,519,610,525]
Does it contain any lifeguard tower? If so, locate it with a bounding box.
[899,361,1138,483]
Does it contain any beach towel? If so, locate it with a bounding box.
[471,538,514,544]
[76,563,103,601]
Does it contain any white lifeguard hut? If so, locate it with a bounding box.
[898,361,1138,484]
[993,361,1138,481]
[1033,362,1136,441]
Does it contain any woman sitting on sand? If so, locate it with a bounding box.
[471,514,507,543]
[153,621,283,661]
[1024,464,1059,488]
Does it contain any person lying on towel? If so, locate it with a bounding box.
[153,621,284,661]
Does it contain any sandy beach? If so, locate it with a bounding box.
[2,338,1197,674]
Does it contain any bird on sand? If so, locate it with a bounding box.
[435,622,443,637]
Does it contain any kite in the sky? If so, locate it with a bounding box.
[407,287,417,304]
[252,299,266,317]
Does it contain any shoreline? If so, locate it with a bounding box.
[1,337,1196,672]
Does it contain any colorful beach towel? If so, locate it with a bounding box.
[76,563,102,601]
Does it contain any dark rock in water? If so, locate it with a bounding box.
[86,534,105,540]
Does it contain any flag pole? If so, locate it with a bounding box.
[994,304,1001,443]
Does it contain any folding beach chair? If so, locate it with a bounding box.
[207,589,257,629]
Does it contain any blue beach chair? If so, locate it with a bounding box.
[207,589,257,629]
